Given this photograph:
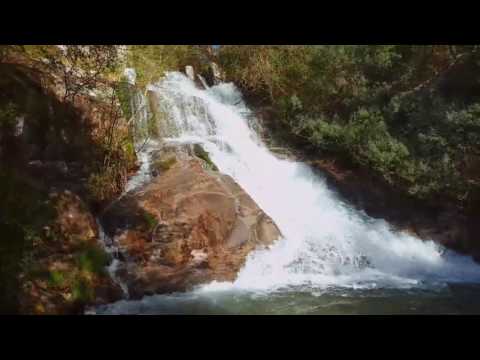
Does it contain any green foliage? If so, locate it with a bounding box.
[48,270,66,288]
[296,109,414,184]
[126,46,209,88]
[115,78,133,119]
[219,45,480,208]
[86,132,136,205]
[44,45,121,102]
[21,45,57,61]
[444,103,480,153]
[122,138,137,165]
[0,45,25,61]
[218,46,313,102]
[0,45,137,313]
[86,167,122,204]
[142,212,158,232]
[193,144,218,171]
[72,276,94,303]
[0,101,19,129]
[0,170,55,313]
[153,155,177,172]
[75,244,110,276]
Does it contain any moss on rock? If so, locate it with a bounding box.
[193,144,218,171]
[153,155,177,173]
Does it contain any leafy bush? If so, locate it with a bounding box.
[296,109,414,184]
[193,144,218,171]
[126,46,209,88]
[218,45,480,208]
[87,166,124,204]
[76,244,110,276]
[0,170,56,313]
[72,276,94,303]
[142,211,158,232]
[48,270,66,288]
[115,78,133,119]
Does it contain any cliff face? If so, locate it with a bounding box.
[17,190,123,314]
[0,55,134,314]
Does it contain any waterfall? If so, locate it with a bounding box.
[141,71,480,293]
[93,71,480,314]
[95,218,129,298]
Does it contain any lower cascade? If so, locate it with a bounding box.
[94,72,480,314]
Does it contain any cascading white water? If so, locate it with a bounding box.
[136,72,480,294]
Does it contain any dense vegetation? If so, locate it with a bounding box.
[217,45,480,213]
[125,45,211,88]
[2,44,480,313]
[0,45,124,312]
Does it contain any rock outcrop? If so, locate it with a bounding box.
[0,54,135,313]
[18,190,123,314]
[210,62,225,85]
[102,148,281,298]
[185,65,195,82]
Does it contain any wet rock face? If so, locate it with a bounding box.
[102,155,281,298]
[210,62,225,85]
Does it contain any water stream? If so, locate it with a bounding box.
[94,72,480,314]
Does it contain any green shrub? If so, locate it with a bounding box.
[218,45,480,207]
[86,160,128,205]
[153,156,177,172]
[142,211,158,232]
[72,276,94,303]
[193,144,218,171]
[48,270,66,288]
[126,46,210,88]
[75,244,110,276]
[115,78,133,119]
[0,169,56,313]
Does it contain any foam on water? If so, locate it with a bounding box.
[131,72,480,294]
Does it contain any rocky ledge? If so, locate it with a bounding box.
[18,190,123,314]
[101,145,281,298]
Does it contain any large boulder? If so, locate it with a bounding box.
[210,62,225,85]
[101,153,281,298]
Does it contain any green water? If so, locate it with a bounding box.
[93,283,480,315]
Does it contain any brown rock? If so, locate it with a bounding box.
[18,190,123,314]
[102,155,281,298]
[51,190,99,244]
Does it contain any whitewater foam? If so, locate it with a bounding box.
[143,71,480,293]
